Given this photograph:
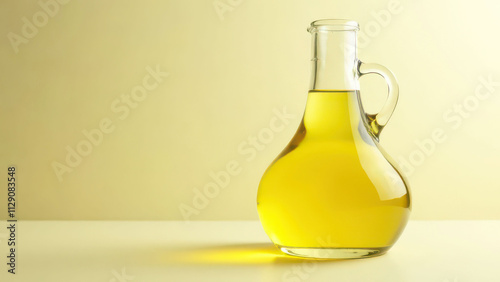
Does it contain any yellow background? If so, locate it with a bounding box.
[0,0,499,220]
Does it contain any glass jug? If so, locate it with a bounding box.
[257,19,411,259]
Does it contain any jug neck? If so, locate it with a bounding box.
[308,20,359,91]
[303,90,356,141]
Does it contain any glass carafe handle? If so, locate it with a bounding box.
[357,61,399,138]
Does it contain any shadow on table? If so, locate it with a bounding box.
[163,243,357,266]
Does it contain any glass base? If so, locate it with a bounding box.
[278,245,390,259]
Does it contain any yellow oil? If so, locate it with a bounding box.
[257,90,410,256]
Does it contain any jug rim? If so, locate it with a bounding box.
[308,19,360,32]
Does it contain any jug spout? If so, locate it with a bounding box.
[308,19,359,91]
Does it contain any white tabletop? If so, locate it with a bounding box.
[0,220,498,281]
